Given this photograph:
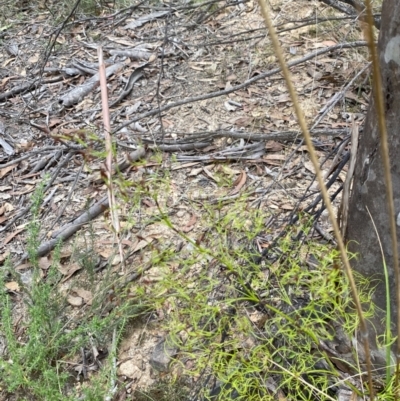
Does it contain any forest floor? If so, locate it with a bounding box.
[0,0,376,399]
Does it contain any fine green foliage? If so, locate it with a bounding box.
[148,200,376,401]
[0,180,150,400]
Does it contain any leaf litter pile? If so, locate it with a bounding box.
[0,0,374,399]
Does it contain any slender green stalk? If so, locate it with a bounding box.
[367,206,392,386]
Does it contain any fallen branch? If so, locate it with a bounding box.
[145,141,211,152]
[139,128,351,148]
[17,147,145,262]
[59,62,124,107]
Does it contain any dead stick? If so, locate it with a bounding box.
[18,147,145,262]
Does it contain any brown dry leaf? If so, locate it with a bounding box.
[98,239,134,246]
[3,202,13,211]
[67,294,83,307]
[1,76,11,88]
[296,145,309,152]
[111,254,123,266]
[3,227,25,245]
[148,53,157,63]
[0,164,18,178]
[304,161,315,173]
[5,281,20,292]
[203,166,219,182]
[265,141,283,152]
[219,165,241,176]
[280,204,294,210]
[162,118,174,128]
[48,118,63,128]
[236,90,250,98]
[314,40,337,48]
[108,36,133,46]
[233,116,252,127]
[277,388,288,401]
[171,162,200,170]
[262,159,281,166]
[28,54,39,63]
[132,237,154,253]
[263,154,286,166]
[59,263,82,282]
[15,263,32,271]
[99,238,151,260]
[200,144,218,153]
[188,167,204,176]
[3,58,13,67]
[188,63,204,71]
[142,198,155,208]
[98,248,113,259]
[306,67,322,80]
[60,250,72,260]
[264,154,286,161]
[321,40,337,47]
[332,122,350,128]
[0,193,11,200]
[74,288,93,305]
[9,186,35,196]
[38,256,51,270]
[345,91,367,105]
[275,94,291,103]
[229,171,247,195]
[0,251,10,262]
[182,213,197,233]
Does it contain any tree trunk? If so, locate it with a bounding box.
[345,0,400,366]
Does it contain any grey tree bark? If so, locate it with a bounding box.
[345,0,400,366]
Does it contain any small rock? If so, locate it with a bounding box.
[19,270,33,287]
[118,360,143,380]
[176,210,186,218]
[149,336,178,372]
[67,294,83,306]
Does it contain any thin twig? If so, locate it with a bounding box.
[98,46,124,270]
